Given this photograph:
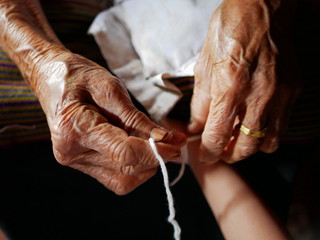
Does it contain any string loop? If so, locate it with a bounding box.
[149,138,182,240]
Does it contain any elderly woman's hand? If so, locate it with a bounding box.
[0,0,186,195]
[189,0,300,163]
[36,53,185,195]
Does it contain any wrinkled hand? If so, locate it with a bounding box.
[0,0,185,195]
[189,0,300,163]
[34,53,186,195]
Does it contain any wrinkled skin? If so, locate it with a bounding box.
[0,0,186,195]
[38,54,186,195]
[189,0,301,163]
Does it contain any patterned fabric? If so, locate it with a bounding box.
[283,78,320,143]
[0,0,111,146]
[0,50,49,145]
[1,0,320,146]
[41,0,111,67]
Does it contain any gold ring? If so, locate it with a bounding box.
[239,124,267,138]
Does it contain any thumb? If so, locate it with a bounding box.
[90,75,186,146]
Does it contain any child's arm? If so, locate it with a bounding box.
[160,118,289,239]
[188,140,289,240]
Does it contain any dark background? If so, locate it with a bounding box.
[1,140,312,240]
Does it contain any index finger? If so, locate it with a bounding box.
[83,123,182,169]
[200,90,238,164]
[75,107,182,167]
[55,105,182,170]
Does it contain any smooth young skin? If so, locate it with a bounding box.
[160,118,289,240]
[189,0,300,164]
[190,156,290,240]
[0,0,186,195]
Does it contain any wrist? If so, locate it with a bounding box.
[33,52,106,119]
[0,0,68,91]
[31,50,78,116]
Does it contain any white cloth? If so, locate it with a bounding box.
[88,0,222,120]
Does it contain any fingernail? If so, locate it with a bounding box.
[150,128,171,142]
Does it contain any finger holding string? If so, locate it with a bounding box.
[51,104,183,194]
[80,109,183,168]
[86,73,187,148]
[221,71,275,162]
[199,87,241,164]
[53,118,170,195]
[188,55,215,135]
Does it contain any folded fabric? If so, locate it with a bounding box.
[89,0,222,120]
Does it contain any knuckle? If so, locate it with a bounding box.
[119,165,137,176]
[237,144,258,159]
[52,136,77,165]
[52,148,65,164]
[105,76,123,91]
[139,147,157,166]
[221,60,250,86]
[121,109,150,135]
[203,132,229,152]
[113,140,134,166]
[103,77,131,103]
[53,148,73,166]
[113,182,132,196]
[98,170,134,195]
[98,172,131,196]
[113,178,142,196]
[113,137,157,167]
[113,137,143,166]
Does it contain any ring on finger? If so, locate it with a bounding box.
[239,124,267,138]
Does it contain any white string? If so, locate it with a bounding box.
[149,138,181,240]
[170,134,201,186]
[169,160,185,187]
[170,145,187,187]
[166,134,202,186]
